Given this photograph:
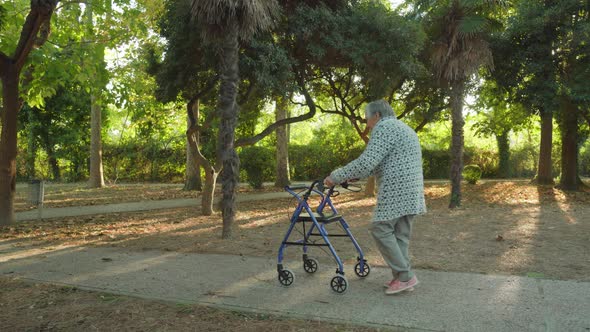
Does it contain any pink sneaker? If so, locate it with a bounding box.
[385,276,418,295]
[383,279,415,291]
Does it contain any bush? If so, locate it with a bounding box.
[463,164,482,184]
[103,139,185,183]
[288,144,364,181]
[422,149,450,179]
[239,146,275,188]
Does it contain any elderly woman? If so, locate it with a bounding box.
[324,99,426,295]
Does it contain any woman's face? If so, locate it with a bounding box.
[366,112,381,130]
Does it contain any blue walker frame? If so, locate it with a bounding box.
[276,180,370,293]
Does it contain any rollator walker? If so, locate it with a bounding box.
[277,180,370,293]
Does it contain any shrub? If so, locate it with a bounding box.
[239,146,275,188]
[288,144,364,181]
[463,164,482,184]
[422,149,450,179]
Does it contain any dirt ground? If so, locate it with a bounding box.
[0,277,381,332]
[14,182,277,212]
[3,180,590,330]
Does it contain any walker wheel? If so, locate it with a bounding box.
[303,258,319,273]
[354,261,371,278]
[278,268,295,287]
[330,275,348,293]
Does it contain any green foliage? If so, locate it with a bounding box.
[290,1,426,98]
[580,140,590,177]
[19,82,91,181]
[463,164,482,184]
[155,0,218,103]
[103,138,185,183]
[0,4,6,32]
[421,149,450,179]
[464,147,497,178]
[238,146,275,189]
[413,0,506,83]
[289,144,365,181]
[473,80,531,138]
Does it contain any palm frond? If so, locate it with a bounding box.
[486,17,505,33]
[457,15,487,38]
[433,37,493,82]
[191,0,280,40]
[460,0,509,10]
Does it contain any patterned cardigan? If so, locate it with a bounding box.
[330,116,426,222]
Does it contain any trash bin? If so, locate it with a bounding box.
[29,179,45,206]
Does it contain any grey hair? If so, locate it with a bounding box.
[365,100,395,119]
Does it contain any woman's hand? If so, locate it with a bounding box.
[323,176,336,187]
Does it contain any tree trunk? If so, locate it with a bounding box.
[0,67,19,225]
[0,0,57,225]
[274,96,290,187]
[184,100,202,191]
[26,108,37,179]
[202,167,219,215]
[449,81,465,208]
[89,94,104,187]
[559,97,579,190]
[534,110,553,184]
[186,100,220,215]
[496,130,511,178]
[87,3,105,188]
[218,23,240,239]
[47,146,61,181]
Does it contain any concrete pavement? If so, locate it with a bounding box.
[1,244,588,332]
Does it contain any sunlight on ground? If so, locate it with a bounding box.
[69,252,179,284]
[0,243,77,264]
[3,182,590,281]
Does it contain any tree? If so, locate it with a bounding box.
[83,0,152,187]
[274,95,290,187]
[151,0,208,192]
[20,83,91,181]
[496,0,589,190]
[273,1,432,195]
[15,0,158,187]
[190,0,279,238]
[473,81,530,178]
[184,101,203,191]
[154,0,293,216]
[490,0,560,185]
[552,0,589,190]
[0,0,58,225]
[85,1,107,188]
[153,0,225,215]
[412,0,506,207]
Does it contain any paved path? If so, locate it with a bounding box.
[0,245,588,332]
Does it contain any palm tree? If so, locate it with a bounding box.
[190,0,279,238]
[421,0,504,208]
